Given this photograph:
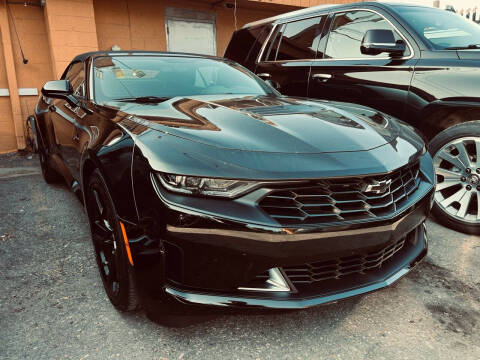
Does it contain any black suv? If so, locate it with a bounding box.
[225,2,480,234]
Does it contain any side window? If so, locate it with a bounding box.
[64,62,86,98]
[276,17,323,61]
[324,10,410,59]
[262,25,284,62]
[225,24,271,70]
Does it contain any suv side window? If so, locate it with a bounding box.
[63,62,86,98]
[262,25,284,62]
[324,10,410,59]
[276,17,324,61]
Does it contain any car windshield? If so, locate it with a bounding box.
[93,56,273,103]
[395,6,480,50]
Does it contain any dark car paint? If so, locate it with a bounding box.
[225,2,480,140]
[34,51,434,310]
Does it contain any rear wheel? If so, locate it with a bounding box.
[38,146,61,183]
[429,121,480,235]
[87,169,140,311]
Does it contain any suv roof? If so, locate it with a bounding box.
[242,1,430,28]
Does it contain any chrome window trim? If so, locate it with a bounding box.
[256,13,326,64]
[256,23,279,64]
[256,8,415,65]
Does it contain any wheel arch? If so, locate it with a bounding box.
[81,136,139,226]
[417,100,480,140]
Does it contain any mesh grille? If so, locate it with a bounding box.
[282,237,406,285]
[259,162,420,226]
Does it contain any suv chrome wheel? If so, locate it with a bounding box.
[433,137,480,224]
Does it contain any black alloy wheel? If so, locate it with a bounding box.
[87,169,140,311]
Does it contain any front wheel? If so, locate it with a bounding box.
[87,169,140,311]
[429,121,480,235]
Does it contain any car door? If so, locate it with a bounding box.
[308,8,418,120]
[49,61,87,182]
[254,15,327,97]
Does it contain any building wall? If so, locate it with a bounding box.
[0,0,357,154]
[93,0,290,56]
[256,0,362,5]
[0,1,52,154]
[0,30,16,153]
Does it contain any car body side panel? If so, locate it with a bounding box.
[78,105,140,226]
[408,51,480,137]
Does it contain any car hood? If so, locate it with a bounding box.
[107,95,400,154]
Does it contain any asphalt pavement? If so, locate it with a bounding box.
[0,153,479,360]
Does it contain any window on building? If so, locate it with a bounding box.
[324,10,409,59]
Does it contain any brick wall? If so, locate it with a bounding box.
[94,0,289,56]
[0,34,16,153]
[9,3,53,147]
[44,0,98,79]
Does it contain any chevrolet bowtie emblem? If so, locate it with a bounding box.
[363,179,392,194]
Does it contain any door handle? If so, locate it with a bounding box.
[312,73,333,82]
[257,73,271,79]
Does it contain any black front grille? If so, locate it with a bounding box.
[259,162,420,226]
[282,237,406,285]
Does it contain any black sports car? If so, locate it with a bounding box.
[32,52,434,315]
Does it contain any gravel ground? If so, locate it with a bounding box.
[0,153,479,360]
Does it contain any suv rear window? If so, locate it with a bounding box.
[261,17,324,62]
[276,17,323,61]
[224,25,271,70]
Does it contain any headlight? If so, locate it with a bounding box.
[157,173,259,198]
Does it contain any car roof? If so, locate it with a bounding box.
[242,1,431,28]
[71,50,226,63]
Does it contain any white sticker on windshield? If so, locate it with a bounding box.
[424,28,470,39]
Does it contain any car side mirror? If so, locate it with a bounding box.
[41,80,79,107]
[360,29,406,57]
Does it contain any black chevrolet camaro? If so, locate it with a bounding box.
[32,52,434,316]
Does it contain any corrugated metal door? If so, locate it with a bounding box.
[166,19,216,56]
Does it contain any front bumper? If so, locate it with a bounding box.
[164,223,427,309]
[130,152,435,310]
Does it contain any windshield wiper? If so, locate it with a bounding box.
[113,96,171,103]
[444,44,480,50]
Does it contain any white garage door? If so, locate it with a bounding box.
[166,19,217,56]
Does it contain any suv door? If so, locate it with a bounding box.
[254,15,327,97]
[308,9,418,119]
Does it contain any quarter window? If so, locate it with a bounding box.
[276,17,323,61]
[324,10,409,59]
[263,25,284,61]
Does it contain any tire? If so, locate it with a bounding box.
[29,117,39,153]
[429,121,480,235]
[87,169,140,311]
[38,145,62,184]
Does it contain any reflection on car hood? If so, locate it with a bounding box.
[106,95,401,154]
